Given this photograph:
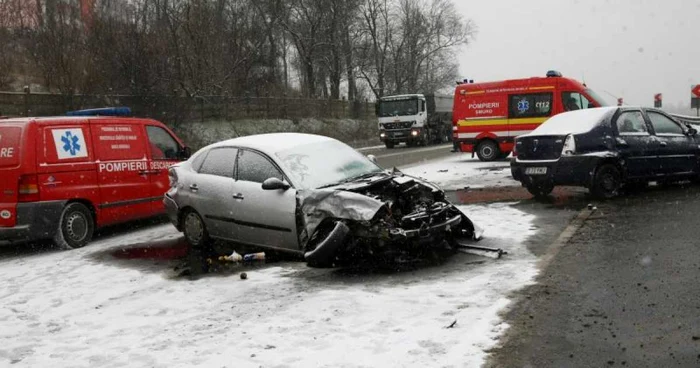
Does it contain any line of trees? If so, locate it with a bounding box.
[0,0,475,100]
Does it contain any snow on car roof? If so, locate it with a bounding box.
[208,133,337,154]
[521,107,618,137]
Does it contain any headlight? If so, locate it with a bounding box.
[380,132,386,138]
[561,134,576,156]
[411,130,419,136]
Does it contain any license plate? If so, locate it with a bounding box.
[393,132,404,137]
[525,167,547,175]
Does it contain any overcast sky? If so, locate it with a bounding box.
[454,0,700,108]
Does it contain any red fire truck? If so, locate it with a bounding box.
[452,71,609,161]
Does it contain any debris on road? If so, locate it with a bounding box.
[240,272,248,280]
[446,320,458,329]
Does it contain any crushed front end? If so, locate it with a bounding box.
[299,172,482,267]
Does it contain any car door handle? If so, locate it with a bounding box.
[189,184,198,192]
[232,193,245,200]
[659,141,668,147]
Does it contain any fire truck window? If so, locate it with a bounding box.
[421,100,426,112]
[146,126,180,160]
[509,93,552,118]
[562,92,593,111]
[199,147,237,177]
[237,149,283,183]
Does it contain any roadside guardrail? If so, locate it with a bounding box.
[671,114,700,125]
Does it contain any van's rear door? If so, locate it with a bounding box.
[0,124,24,227]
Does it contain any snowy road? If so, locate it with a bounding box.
[0,202,543,368]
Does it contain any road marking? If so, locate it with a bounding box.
[538,207,596,271]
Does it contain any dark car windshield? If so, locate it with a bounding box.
[275,140,383,190]
[378,98,419,117]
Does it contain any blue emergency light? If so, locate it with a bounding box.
[65,107,132,117]
[546,70,563,78]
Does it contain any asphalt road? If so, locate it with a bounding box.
[486,183,700,368]
[358,142,456,169]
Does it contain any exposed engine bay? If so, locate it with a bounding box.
[297,171,486,267]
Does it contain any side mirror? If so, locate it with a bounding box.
[367,154,377,164]
[262,177,290,191]
[180,146,192,160]
[688,127,698,136]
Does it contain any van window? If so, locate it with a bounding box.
[92,123,148,161]
[0,126,21,168]
[509,93,552,118]
[146,126,180,160]
[562,92,593,111]
[199,147,237,177]
[237,150,283,183]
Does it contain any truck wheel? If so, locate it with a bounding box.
[476,140,500,161]
[384,141,394,149]
[590,164,622,199]
[526,182,554,198]
[54,202,95,250]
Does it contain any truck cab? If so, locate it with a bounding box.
[377,94,452,148]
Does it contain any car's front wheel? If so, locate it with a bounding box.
[525,182,554,198]
[591,164,622,199]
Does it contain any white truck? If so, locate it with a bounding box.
[376,93,453,149]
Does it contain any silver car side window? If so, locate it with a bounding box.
[199,147,237,178]
[237,150,283,183]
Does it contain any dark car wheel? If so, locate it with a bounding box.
[591,164,622,199]
[54,202,95,250]
[476,140,500,161]
[384,141,394,149]
[526,182,554,198]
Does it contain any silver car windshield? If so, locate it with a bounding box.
[275,140,384,190]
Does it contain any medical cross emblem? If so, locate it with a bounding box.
[517,99,529,113]
[61,131,81,156]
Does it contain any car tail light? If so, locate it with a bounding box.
[168,168,178,188]
[561,134,576,156]
[18,175,40,202]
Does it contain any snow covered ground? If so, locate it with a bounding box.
[400,154,519,191]
[0,203,539,368]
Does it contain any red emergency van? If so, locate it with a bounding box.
[452,71,609,161]
[0,108,190,249]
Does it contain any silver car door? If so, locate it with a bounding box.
[191,147,240,240]
[231,149,298,251]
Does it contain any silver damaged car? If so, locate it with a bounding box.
[164,133,481,267]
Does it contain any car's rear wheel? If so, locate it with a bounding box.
[384,141,394,149]
[54,202,94,250]
[591,164,622,199]
[182,210,213,275]
[476,140,500,161]
[525,182,554,198]
[182,210,209,248]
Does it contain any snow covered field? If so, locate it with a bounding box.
[0,203,539,368]
[401,154,519,191]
